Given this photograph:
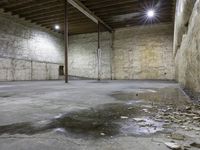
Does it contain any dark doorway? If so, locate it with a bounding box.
[59,65,64,76]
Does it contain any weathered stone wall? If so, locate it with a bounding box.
[112,24,175,80]
[0,11,64,81]
[0,10,175,81]
[69,32,112,79]
[173,0,196,55]
[174,0,200,94]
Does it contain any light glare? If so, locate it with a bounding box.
[55,25,60,30]
[147,10,155,18]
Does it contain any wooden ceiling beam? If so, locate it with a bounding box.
[24,9,64,19]
[4,0,60,11]
[20,6,65,17]
[10,3,64,15]
[34,17,65,24]
[88,1,139,10]
[83,0,137,7]
[22,0,137,19]
[0,0,174,35]
[40,18,92,26]
[0,0,34,8]
[20,0,171,20]
[4,0,58,11]
[67,0,113,32]
[33,15,94,25]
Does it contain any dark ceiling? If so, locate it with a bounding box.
[0,0,175,35]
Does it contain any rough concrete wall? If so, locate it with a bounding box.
[173,0,196,55]
[0,11,64,81]
[174,0,200,93]
[69,32,112,79]
[112,24,175,80]
[0,58,60,81]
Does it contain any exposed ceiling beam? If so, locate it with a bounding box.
[0,0,174,35]
[67,0,113,32]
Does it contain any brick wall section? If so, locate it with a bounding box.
[112,24,175,80]
[69,32,112,79]
[0,11,64,81]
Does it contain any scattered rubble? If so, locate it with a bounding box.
[170,133,185,141]
[150,102,200,150]
[133,118,145,122]
[154,103,200,132]
[120,116,129,119]
[190,142,200,148]
[165,142,181,150]
[100,133,105,136]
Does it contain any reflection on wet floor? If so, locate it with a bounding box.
[0,93,13,98]
[121,117,166,136]
[111,87,190,106]
[0,87,190,138]
[0,103,142,138]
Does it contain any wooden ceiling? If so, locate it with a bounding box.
[0,0,174,35]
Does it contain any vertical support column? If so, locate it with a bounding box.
[64,0,68,83]
[97,22,101,81]
[98,22,100,49]
[110,31,114,80]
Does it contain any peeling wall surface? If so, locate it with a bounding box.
[0,11,64,81]
[112,24,175,80]
[69,32,112,79]
[174,0,200,94]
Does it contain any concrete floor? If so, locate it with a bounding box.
[0,80,199,150]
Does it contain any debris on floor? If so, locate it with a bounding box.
[154,103,200,132]
[190,142,200,148]
[120,116,129,119]
[165,142,181,150]
[170,133,185,141]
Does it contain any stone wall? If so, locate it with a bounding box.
[69,32,112,79]
[0,11,64,81]
[174,0,200,94]
[0,10,175,81]
[112,24,175,80]
[173,0,196,55]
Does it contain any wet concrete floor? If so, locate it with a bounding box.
[0,86,189,138]
[0,80,197,150]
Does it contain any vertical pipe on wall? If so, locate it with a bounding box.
[64,0,69,83]
[97,22,101,80]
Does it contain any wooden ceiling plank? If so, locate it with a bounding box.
[5,0,59,11]
[68,0,113,32]
[0,0,174,34]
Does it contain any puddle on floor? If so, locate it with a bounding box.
[0,101,168,138]
[120,117,166,136]
[0,94,13,98]
[111,87,190,107]
[0,92,15,98]
[0,87,188,138]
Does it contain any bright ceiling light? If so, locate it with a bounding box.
[54,25,60,30]
[147,9,155,18]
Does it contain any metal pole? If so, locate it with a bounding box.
[64,0,68,83]
[98,22,100,49]
[97,22,101,81]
